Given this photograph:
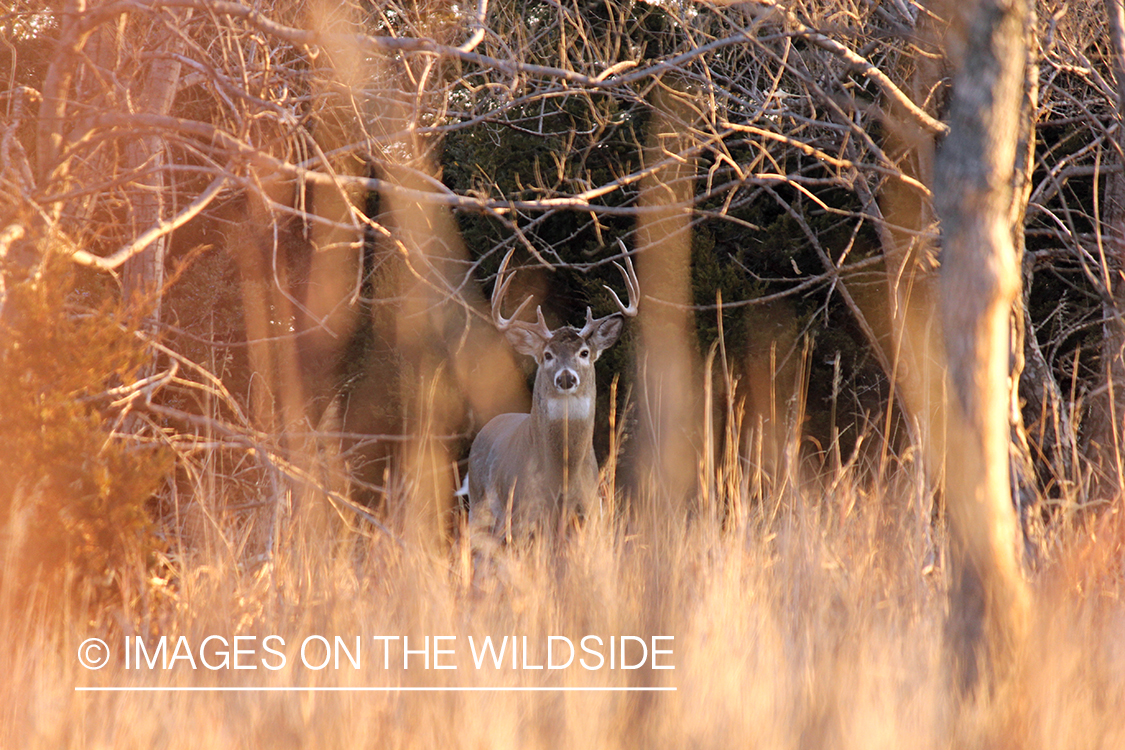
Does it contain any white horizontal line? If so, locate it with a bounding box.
[75,686,677,693]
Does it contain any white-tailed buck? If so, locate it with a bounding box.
[467,249,639,542]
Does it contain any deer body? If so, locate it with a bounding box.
[467,252,638,542]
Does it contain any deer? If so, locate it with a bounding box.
[466,248,639,545]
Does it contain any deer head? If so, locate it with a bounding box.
[490,248,639,413]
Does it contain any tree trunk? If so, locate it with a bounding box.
[933,0,1033,699]
[1007,5,1044,550]
[122,21,183,328]
[1012,6,1079,499]
[1097,0,1125,493]
[633,86,701,520]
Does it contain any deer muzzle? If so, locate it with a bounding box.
[555,369,579,392]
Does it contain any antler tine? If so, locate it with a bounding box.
[492,273,535,332]
[492,248,530,332]
[604,251,640,318]
[491,248,549,336]
[532,305,552,340]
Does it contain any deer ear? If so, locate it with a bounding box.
[505,326,548,359]
[586,314,624,360]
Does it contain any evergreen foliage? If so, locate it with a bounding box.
[0,260,172,610]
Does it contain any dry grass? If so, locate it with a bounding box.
[4,441,1125,750]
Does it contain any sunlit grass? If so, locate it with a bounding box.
[5,426,1124,749]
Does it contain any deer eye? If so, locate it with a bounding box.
[543,351,554,363]
[579,349,590,359]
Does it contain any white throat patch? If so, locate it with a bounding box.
[544,395,593,421]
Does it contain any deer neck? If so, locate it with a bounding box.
[529,389,595,471]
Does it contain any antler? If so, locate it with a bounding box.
[578,248,640,338]
[491,248,552,340]
[604,249,639,318]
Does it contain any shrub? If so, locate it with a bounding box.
[0,260,172,613]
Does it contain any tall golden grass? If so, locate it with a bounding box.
[4,416,1124,750]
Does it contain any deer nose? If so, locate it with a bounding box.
[555,369,578,391]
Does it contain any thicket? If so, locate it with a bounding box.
[0,0,1123,601]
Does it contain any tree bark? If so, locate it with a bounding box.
[633,85,701,521]
[1098,0,1125,492]
[1007,4,1044,549]
[122,19,184,328]
[933,0,1033,697]
[1011,3,1078,497]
